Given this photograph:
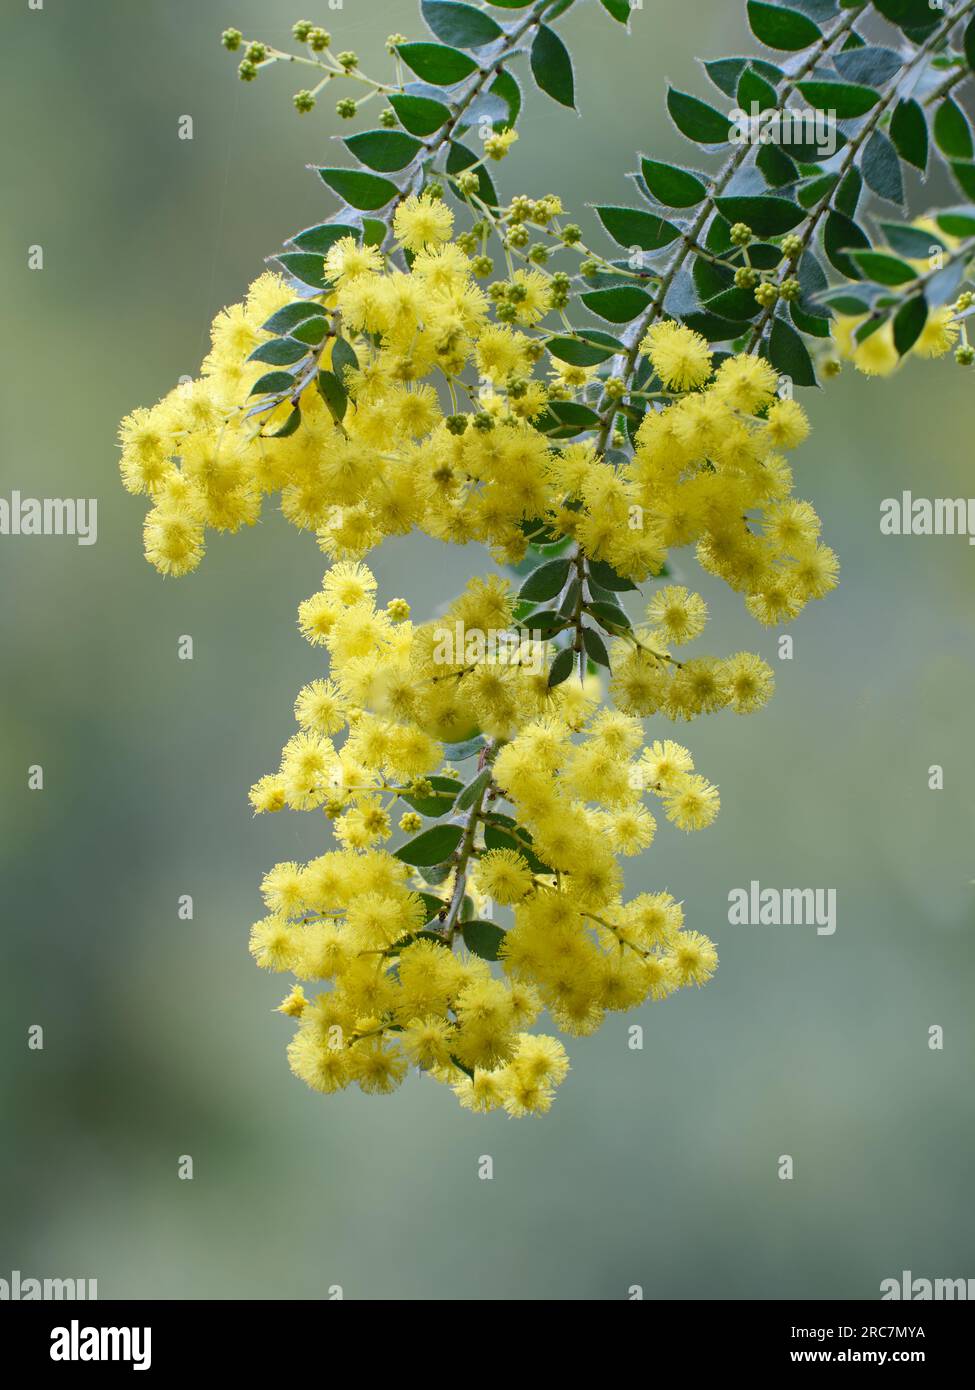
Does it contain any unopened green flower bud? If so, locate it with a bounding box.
[293,89,316,114]
[456,171,480,195]
[292,20,313,42]
[386,33,407,53]
[379,107,398,129]
[245,42,267,62]
[473,412,496,431]
[956,343,975,366]
[604,376,626,401]
[562,224,583,246]
[238,59,258,81]
[734,267,758,289]
[580,258,600,278]
[506,225,530,249]
[754,281,779,308]
[445,414,469,435]
[308,27,331,51]
[528,244,550,265]
[337,50,358,70]
[425,181,444,200]
[336,97,357,119]
[730,222,753,247]
[781,234,803,261]
[472,255,493,278]
[221,28,243,52]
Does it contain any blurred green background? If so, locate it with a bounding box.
[2,0,973,1301]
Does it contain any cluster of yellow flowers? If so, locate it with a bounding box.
[247,559,723,1114]
[119,193,838,1114]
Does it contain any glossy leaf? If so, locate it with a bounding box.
[276,252,329,289]
[747,1,822,51]
[397,41,479,86]
[714,194,805,235]
[640,158,707,208]
[934,99,974,162]
[421,1,504,48]
[289,222,359,255]
[519,558,572,602]
[766,316,817,387]
[581,286,652,322]
[595,205,680,250]
[394,824,463,866]
[462,920,507,961]
[796,80,880,119]
[531,24,575,108]
[316,168,399,210]
[388,92,451,135]
[890,99,928,173]
[862,129,904,205]
[343,129,424,172]
[667,87,732,144]
[893,294,927,355]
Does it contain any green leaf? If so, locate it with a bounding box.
[482,818,553,875]
[600,0,632,23]
[873,0,945,29]
[950,162,975,200]
[587,598,631,630]
[515,608,568,637]
[361,219,387,247]
[331,337,359,384]
[276,252,329,289]
[583,627,610,667]
[397,42,479,86]
[462,920,507,961]
[248,337,307,366]
[547,646,576,687]
[388,92,451,136]
[966,15,975,73]
[546,331,623,365]
[595,205,680,250]
[536,400,601,438]
[934,98,974,162]
[704,55,783,98]
[343,130,424,172]
[890,99,928,173]
[289,223,360,257]
[823,210,871,280]
[248,370,294,398]
[261,301,326,335]
[445,140,499,205]
[766,316,817,387]
[862,129,904,205]
[706,287,764,322]
[417,892,448,925]
[849,250,917,286]
[399,776,463,817]
[790,301,831,338]
[290,315,327,346]
[443,735,487,760]
[833,45,902,87]
[738,65,778,113]
[714,195,805,235]
[936,208,975,237]
[272,406,302,438]
[893,293,927,355]
[667,87,732,144]
[757,140,799,190]
[395,824,463,866]
[747,1,822,51]
[879,221,945,260]
[581,286,652,323]
[421,1,504,48]
[834,168,862,220]
[640,159,707,208]
[488,70,522,127]
[519,557,572,601]
[588,557,638,592]
[316,369,348,422]
[796,80,880,119]
[316,168,399,210]
[456,768,492,811]
[530,24,575,108]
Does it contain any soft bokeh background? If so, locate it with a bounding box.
[2,0,973,1301]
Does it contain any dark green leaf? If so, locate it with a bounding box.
[640,159,707,208]
[790,301,831,337]
[536,401,602,438]
[516,608,569,637]
[589,558,638,592]
[272,406,302,438]
[290,316,328,346]
[966,15,975,73]
[934,98,974,162]
[530,24,575,108]
[950,162,975,200]
[706,287,763,321]
[248,370,294,398]
[546,331,623,365]
[600,0,632,23]
[417,892,448,924]
[394,824,463,866]
[316,368,348,422]
[890,98,928,173]
[893,293,927,355]
[445,141,499,205]
[862,129,904,205]
[397,42,479,86]
[704,56,783,97]
[879,221,945,259]
[849,250,917,286]
[757,140,800,189]
[834,167,862,219]
[833,45,902,86]
[316,168,399,210]
[488,70,522,127]
[388,92,451,136]
[248,337,307,366]
[456,767,492,811]
[343,129,424,172]
[595,205,681,250]
[714,194,805,235]
[331,337,359,384]
[796,80,880,119]
[443,735,486,761]
[289,222,359,255]
[682,309,747,341]
[261,301,326,335]
[583,627,611,667]
[581,286,652,323]
[276,252,329,289]
[399,776,463,817]
[936,208,975,237]
[667,87,732,144]
[519,557,572,601]
[421,0,503,48]
[482,818,553,875]
[738,66,778,112]
[873,0,947,29]
[462,920,507,961]
[587,598,631,630]
[766,315,817,387]
[823,210,870,279]
[547,646,576,687]
[747,1,822,50]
